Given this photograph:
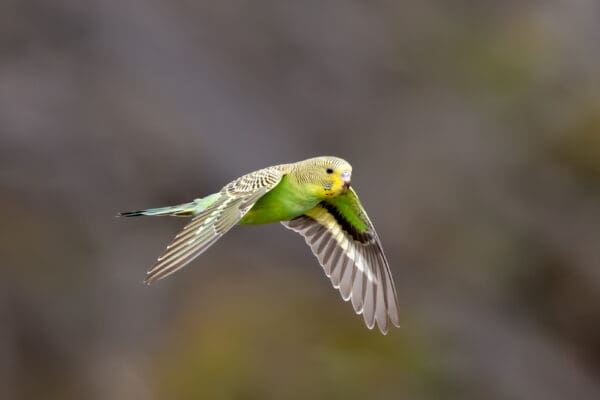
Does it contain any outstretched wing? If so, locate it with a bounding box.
[282,187,400,334]
[145,166,286,283]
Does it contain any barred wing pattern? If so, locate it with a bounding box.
[282,188,400,334]
[145,166,286,283]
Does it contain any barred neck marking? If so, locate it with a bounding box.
[291,157,349,184]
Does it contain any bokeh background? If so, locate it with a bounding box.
[2,1,600,399]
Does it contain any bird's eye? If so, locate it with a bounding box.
[326,168,334,174]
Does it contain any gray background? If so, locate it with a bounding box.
[1,1,599,399]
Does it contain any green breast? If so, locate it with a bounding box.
[239,175,320,225]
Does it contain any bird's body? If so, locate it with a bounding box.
[119,156,400,333]
[239,174,319,225]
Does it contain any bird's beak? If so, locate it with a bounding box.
[341,171,352,190]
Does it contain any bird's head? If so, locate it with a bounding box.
[298,156,352,199]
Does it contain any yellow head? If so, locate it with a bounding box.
[293,156,353,199]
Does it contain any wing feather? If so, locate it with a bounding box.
[374,254,388,333]
[362,248,376,329]
[351,253,364,313]
[281,188,400,334]
[145,166,286,283]
[339,244,356,301]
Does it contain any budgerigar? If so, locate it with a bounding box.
[119,156,400,333]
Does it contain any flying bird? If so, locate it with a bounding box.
[118,156,400,333]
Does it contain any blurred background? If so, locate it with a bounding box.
[1,1,599,399]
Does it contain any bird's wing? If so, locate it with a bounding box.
[145,166,286,283]
[281,187,400,334]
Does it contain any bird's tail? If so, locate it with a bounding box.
[117,193,221,218]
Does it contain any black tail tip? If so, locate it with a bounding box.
[117,210,145,217]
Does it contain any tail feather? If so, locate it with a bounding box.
[117,203,197,218]
[117,193,222,218]
[117,210,147,217]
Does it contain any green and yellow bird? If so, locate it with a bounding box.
[119,156,400,333]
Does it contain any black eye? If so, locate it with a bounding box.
[326,168,334,174]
